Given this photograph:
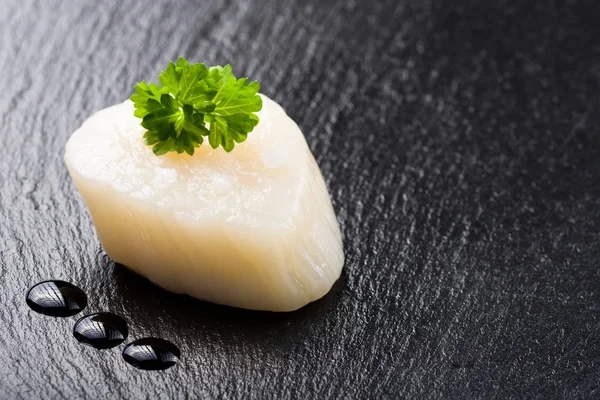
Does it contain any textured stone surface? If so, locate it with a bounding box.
[1,0,599,398]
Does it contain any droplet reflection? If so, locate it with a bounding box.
[73,312,128,349]
[26,280,87,317]
[122,338,180,370]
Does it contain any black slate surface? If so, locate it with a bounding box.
[1,0,599,398]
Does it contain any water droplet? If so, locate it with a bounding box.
[73,312,128,349]
[122,338,180,370]
[26,280,87,317]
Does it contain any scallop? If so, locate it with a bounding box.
[64,95,343,311]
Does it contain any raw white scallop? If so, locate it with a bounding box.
[64,94,343,311]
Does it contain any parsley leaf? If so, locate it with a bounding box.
[130,58,262,155]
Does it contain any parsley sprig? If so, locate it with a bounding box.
[130,58,262,155]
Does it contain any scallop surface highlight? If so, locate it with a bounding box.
[64,95,343,311]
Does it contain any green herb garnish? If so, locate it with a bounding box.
[130,58,262,155]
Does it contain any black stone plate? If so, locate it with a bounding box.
[1,0,599,398]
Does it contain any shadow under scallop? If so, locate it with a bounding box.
[112,264,347,350]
